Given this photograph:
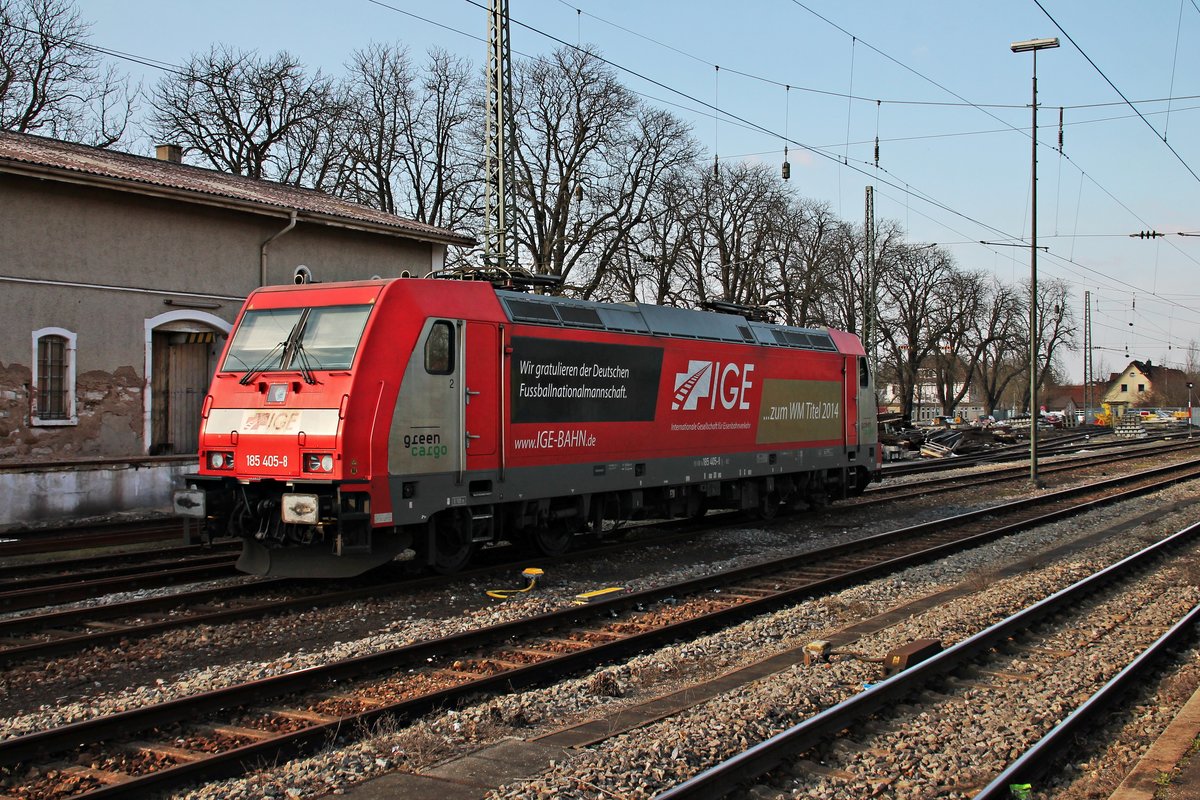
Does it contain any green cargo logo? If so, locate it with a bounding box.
[403,431,448,459]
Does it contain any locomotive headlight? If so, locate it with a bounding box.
[304,452,335,473]
[208,451,234,470]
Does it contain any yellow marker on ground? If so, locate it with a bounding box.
[572,586,625,604]
[485,567,545,599]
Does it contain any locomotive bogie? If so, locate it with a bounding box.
[176,277,881,579]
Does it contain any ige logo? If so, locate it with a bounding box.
[672,360,754,411]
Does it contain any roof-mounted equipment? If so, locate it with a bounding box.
[431,266,565,293]
[701,299,774,323]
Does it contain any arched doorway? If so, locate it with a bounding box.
[144,310,231,455]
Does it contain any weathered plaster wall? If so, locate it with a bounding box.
[0,460,194,530]
[0,362,143,461]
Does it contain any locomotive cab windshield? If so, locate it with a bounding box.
[222,304,373,379]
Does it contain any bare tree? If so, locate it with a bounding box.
[678,161,790,307]
[876,243,956,419]
[594,166,697,304]
[510,47,633,280]
[331,42,416,214]
[571,105,697,299]
[508,47,695,294]
[335,45,480,240]
[1009,277,1077,412]
[930,269,991,414]
[766,199,844,328]
[0,0,134,145]
[1146,369,1191,407]
[150,45,342,184]
[1034,278,1077,404]
[970,280,1026,415]
[1182,340,1200,377]
[400,49,480,234]
[826,217,904,342]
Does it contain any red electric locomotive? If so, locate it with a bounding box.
[174,273,880,578]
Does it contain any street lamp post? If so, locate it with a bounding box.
[1011,36,1058,489]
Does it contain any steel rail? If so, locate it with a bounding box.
[3,458,1197,764]
[882,428,1185,477]
[655,522,1200,799]
[0,558,240,612]
[0,552,238,593]
[0,519,185,557]
[0,517,727,666]
[860,438,1200,505]
[0,540,239,582]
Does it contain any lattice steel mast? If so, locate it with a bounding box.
[484,0,516,270]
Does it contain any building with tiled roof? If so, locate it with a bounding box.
[0,130,475,529]
[0,132,473,249]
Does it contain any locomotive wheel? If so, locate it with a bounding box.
[431,511,474,574]
[531,522,573,557]
[587,495,626,542]
[757,490,781,520]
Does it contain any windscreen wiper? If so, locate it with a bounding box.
[280,308,318,384]
[291,339,319,385]
[238,341,285,385]
[239,309,311,385]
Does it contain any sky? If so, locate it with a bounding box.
[83,0,1200,385]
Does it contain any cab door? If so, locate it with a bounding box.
[464,321,499,471]
[856,357,877,449]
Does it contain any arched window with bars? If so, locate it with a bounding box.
[31,327,77,425]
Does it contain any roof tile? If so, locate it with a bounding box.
[0,130,474,246]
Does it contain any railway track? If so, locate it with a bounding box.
[860,436,1200,505]
[880,426,1187,477]
[2,457,1198,798]
[0,540,238,584]
[0,548,242,613]
[658,519,1200,799]
[1,439,1190,667]
[0,518,185,558]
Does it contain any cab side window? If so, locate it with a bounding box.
[859,357,870,388]
[425,321,454,374]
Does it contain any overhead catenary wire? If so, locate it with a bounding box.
[1168,0,1185,141]
[557,0,1200,112]
[5,5,1191,253]
[1034,0,1200,185]
[506,1,1200,343]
